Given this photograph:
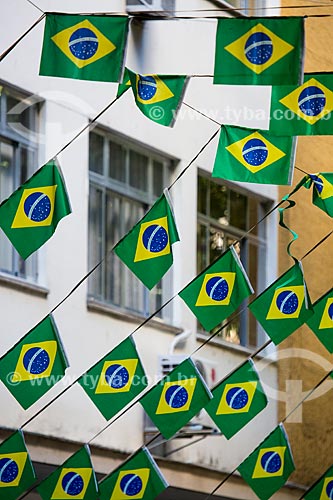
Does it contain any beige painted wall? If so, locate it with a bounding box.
[278,5,333,486]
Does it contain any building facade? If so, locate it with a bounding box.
[0,0,307,498]
[277,1,333,488]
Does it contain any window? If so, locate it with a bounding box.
[88,129,174,320]
[197,173,269,348]
[0,83,39,281]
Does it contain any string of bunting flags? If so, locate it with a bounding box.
[1,6,333,500]
[1,189,333,500]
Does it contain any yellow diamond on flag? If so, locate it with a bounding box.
[51,468,92,499]
[279,78,333,125]
[216,382,257,415]
[0,452,28,487]
[195,273,236,307]
[95,359,138,394]
[135,75,174,105]
[111,468,150,500]
[11,186,57,229]
[156,378,197,415]
[266,286,305,320]
[252,446,286,479]
[134,216,170,263]
[319,298,333,329]
[320,477,333,500]
[224,23,294,75]
[11,340,57,383]
[226,132,286,173]
[310,174,333,200]
[51,19,116,69]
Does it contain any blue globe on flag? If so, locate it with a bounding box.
[242,138,268,166]
[206,277,229,301]
[298,86,326,116]
[260,451,282,474]
[120,474,143,496]
[138,76,158,101]
[245,32,273,65]
[165,385,189,409]
[0,458,19,483]
[24,192,51,222]
[68,28,99,60]
[23,347,50,375]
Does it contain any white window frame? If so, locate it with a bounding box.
[197,171,270,348]
[88,126,175,321]
[0,81,40,283]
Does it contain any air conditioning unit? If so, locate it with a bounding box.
[126,0,175,15]
[192,357,218,389]
[158,354,187,377]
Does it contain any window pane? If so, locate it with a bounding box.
[221,315,241,345]
[89,133,104,174]
[197,223,208,272]
[105,193,121,305]
[20,146,35,184]
[209,228,226,262]
[153,160,163,197]
[129,150,148,191]
[88,129,172,320]
[248,242,259,346]
[17,252,36,280]
[248,197,259,235]
[122,200,145,313]
[0,141,15,273]
[197,176,208,215]
[197,173,266,347]
[229,189,247,230]
[6,94,38,138]
[209,182,228,223]
[88,186,104,299]
[0,88,38,282]
[109,141,126,183]
[150,280,163,318]
[0,141,14,200]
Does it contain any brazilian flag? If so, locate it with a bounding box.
[248,261,313,345]
[124,69,188,127]
[205,360,268,439]
[306,287,333,353]
[0,430,36,500]
[113,190,179,290]
[0,315,69,409]
[139,358,212,439]
[238,424,295,500]
[269,73,333,136]
[212,125,296,185]
[78,336,148,420]
[117,67,132,98]
[179,246,253,332]
[0,160,71,259]
[304,173,333,218]
[37,445,99,500]
[39,14,128,82]
[303,464,333,500]
[214,17,304,85]
[99,447,168,500]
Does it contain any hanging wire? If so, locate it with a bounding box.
[0,13,46,63]
[18,215,333,444]
[3,5,333,68]
[25,0,44,14]
[0,75,325,433]
[2,4,333,498]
